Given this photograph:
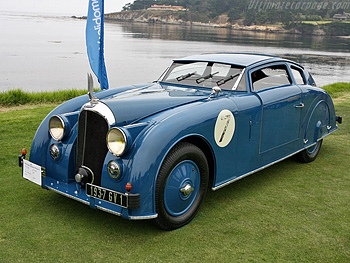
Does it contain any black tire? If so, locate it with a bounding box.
[297,139,323,163]
[154,142,209,230]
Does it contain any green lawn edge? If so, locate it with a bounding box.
[1,82,349,106]
[0,88,98,107]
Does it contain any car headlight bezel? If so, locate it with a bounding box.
[106,127,128,157]
[49,115,66,141]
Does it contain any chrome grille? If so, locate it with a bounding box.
[76,110,109,186]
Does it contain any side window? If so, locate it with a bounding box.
[291,66,306,85]
[252,64,292,91]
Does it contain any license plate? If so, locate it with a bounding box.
[22,159,43,186]
[86,183,128,208]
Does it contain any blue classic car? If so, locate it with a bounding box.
[20,53,341,230]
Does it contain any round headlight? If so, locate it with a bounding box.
[107,128,127,156]
[49,115,65,141]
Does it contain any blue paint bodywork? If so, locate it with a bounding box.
[26,53,338,220]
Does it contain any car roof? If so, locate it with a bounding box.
[173,53,286,67]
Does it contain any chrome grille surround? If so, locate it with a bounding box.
[76,102,116,186]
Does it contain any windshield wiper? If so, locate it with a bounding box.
[196,71,219,84]
[216,73,240,87]
[176,71,197,81]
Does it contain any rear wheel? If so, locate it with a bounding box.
[154,142,209,230]
[297,139,323,163]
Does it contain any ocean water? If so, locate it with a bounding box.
[1,11,350,92]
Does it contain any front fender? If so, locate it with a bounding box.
[124,97,237,216]
[29,95,90,167]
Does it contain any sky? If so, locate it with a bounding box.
[0,0,134,16]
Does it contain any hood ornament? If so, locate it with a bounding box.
[210,86,222,98]
[87,73,99,104]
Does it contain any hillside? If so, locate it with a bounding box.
[113,0,350,36]
[123,0,350,24]
[105,10,350,36]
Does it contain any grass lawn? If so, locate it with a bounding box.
[0,91,349,262]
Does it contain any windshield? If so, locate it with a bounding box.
[161,61,246,91]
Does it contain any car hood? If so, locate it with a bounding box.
[102,83,210,125]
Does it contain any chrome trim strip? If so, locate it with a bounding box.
[128,214,158,220]
[212,148,305,191]
[232,68,245,90]
[95,206,122,217]
[319,127,337,140]
[81,111,88,164]
[81,101,116,126]
[46,186,90,205]
[212,128,337,191]
[95,207,158,220]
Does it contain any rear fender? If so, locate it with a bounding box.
[304,93,336,146]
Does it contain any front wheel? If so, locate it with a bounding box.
[297,139,323,163]
[154,142,209,230]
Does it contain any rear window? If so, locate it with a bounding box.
[291,66,306,85]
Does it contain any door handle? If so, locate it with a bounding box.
[295,103,304,108]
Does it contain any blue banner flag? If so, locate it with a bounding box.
[86,0,109,90]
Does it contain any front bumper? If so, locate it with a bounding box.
[21,159,152,220]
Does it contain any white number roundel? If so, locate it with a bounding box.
[214,110,235,147]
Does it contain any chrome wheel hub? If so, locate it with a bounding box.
[180,184,194,196]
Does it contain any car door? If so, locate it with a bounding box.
[250,63,303,155]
